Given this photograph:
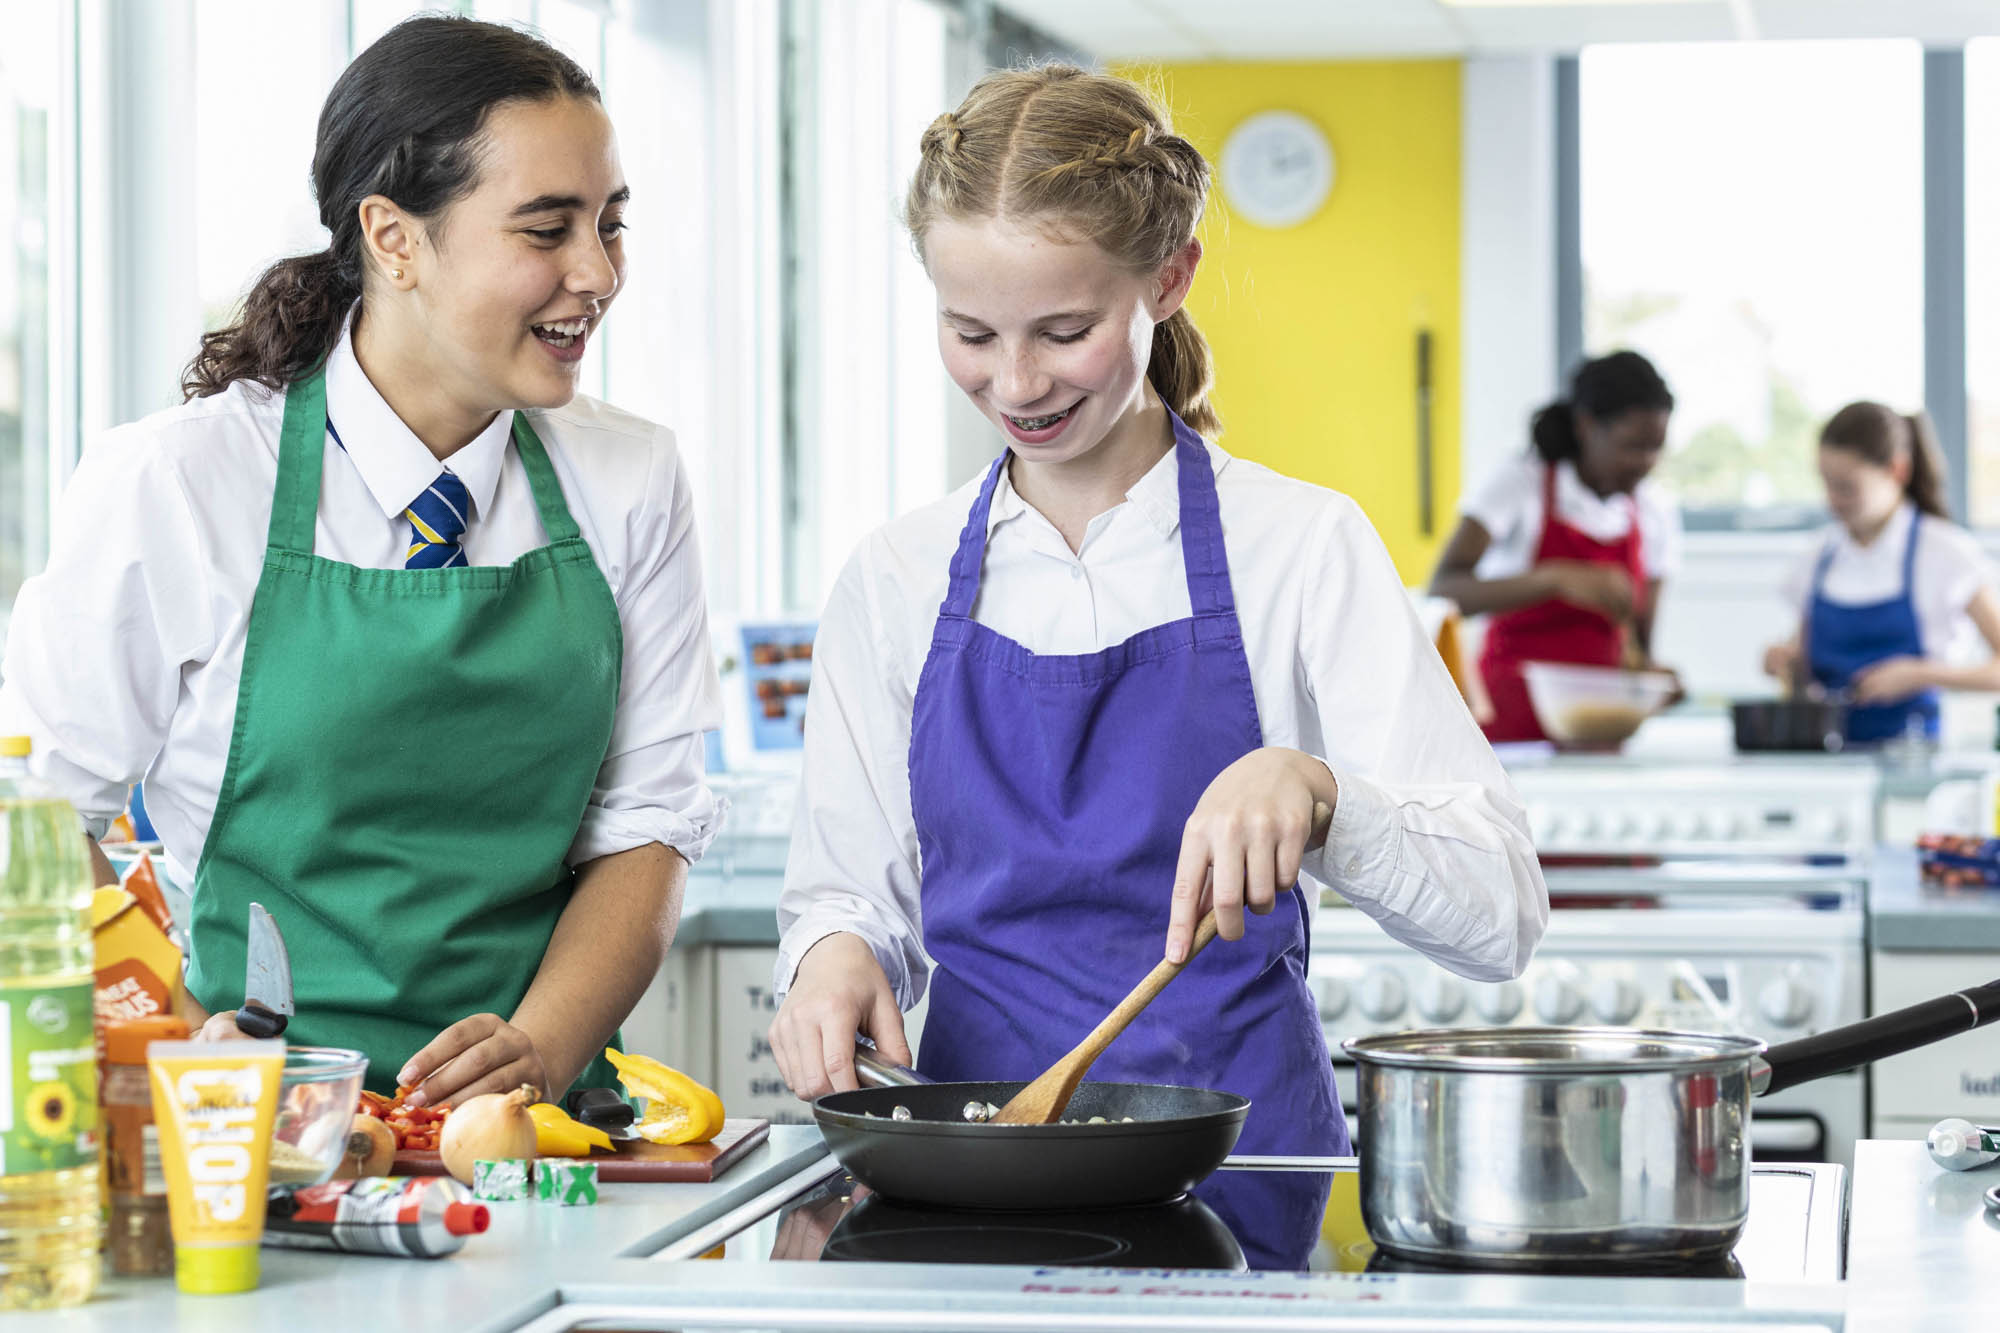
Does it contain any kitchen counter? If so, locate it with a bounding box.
[1867,844,2000,951]
[676,875,783,947]
[1843,1139,2000,1332]
[23,1129,1988,1332]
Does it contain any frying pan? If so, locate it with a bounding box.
[1344,977,2000,1267]
[812,1052,1248,1211]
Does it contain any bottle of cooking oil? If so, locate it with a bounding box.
[0,736,100,1309]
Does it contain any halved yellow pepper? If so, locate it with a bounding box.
[529,1101,614,1156]
[605,1048,725,1145]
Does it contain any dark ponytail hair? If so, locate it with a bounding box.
[181,15,599,399]
[1820,401,1951,521]
[1530,349,1675,464]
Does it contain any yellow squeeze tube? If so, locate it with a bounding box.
[146,1038,287,1294]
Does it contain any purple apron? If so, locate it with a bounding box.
[907,412,1346,1156]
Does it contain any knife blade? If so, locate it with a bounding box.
[236,901,293,1038]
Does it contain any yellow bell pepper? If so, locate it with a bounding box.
[528,1101,614,1157]
[605,1048,725,1145]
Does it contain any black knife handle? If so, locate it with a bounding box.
[234,1002,288,1039]
[564,1085,636,1129]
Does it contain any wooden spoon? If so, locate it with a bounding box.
[990,800,1335,1126]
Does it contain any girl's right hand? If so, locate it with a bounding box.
[769,932,912,1100]
[1539,561,1637,619]
[1763,639,1802,682]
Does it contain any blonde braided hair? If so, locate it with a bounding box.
[905,64,1220,437]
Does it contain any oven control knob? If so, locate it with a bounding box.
[1588,976,1643,1026]
[1356,968,1408,1022]
[1712,809,1746,840]
[1414,974,1466,1024]
[1806,810,1849,846]
[1534,975,1585,1025]
[1473,980,1525,1024]
[1758,975,1814,1029]
[1314,976,1350,1021]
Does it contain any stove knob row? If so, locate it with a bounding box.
[1588,976,1643,1026]
[1757,973,1815,1029]
[1533,975,1585,1025]
[1473,979,1525,1023]
[1355,968,1407,1022]
[1414,974,1465,1024]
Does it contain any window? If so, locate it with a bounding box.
[0,7,65,619]
[1579,41,1924,526]
[1967,38,2000,526]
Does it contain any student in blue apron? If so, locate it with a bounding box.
[0,16,720,1103]
[769,65,1549,1158]
[1764,402,2000,743]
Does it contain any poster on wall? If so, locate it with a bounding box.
[741,623,815,751]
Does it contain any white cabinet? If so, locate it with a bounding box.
[711,945,812,1124]
[1870,950,2000,1136]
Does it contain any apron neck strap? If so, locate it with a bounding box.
[939,410,1235,622]
[1900,504,1922,586]
[270,370,581,553]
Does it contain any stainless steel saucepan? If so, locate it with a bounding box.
[1343,977,2000,1268]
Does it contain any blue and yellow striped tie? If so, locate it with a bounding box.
[405,470,471,569]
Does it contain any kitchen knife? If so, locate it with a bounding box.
[235,901,293,1038]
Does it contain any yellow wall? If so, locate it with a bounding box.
[1123,60,1461,580]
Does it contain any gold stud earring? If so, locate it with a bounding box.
[392,268,405,281]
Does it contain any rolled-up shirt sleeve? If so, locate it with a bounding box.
[1298,496,1548,981]
[773,543,929,1008]
[567,427,724,867]
[0,426,210,838]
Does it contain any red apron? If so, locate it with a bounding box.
[1477,462,1647,742]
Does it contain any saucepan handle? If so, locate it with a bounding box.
[1756,979,2000,1097]
[853,1046,932,1089]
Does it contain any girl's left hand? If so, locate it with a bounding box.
[397,1013,550,1108]
[1850,656,1931,704]
[1165,748,1338,963]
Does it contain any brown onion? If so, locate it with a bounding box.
[335,1114,397,1179]
[438,1083,540,1185]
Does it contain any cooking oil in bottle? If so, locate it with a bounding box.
[0,736,101,1309]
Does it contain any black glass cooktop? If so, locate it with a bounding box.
[729,1164,1770,1278]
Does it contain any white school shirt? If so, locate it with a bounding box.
[775,439,1551,1008]
[1462,454,1683,582]
[1778,501,1998,661]
[0,322,723,889]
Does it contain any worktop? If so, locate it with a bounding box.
[1866,844,2000,951]
[19,1133,1997,1331]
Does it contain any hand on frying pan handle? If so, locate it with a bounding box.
[769,932,914,1100]
[1757,978,2000,1098]
[1167,747,1339,964]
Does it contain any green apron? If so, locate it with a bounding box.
[185,369,624,1096]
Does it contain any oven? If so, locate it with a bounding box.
[1312,757,1876,1168]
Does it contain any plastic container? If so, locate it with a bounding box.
[0,736,102,1309]
[102,1014,188,1276]
[1521,662,1678,749]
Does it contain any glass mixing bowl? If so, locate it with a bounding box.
[269,1046,370,1186]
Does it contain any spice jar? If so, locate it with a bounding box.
[102,1014,188,1276]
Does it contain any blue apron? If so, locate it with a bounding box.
[1807,512,1940,745]
[906,412,1346,1157]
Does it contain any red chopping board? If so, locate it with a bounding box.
[392,1117,770,1183]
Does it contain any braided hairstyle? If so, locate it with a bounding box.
[182,15,598,399]
[905,64,1220,437]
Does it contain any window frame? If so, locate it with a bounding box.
[1556,44,1970,532]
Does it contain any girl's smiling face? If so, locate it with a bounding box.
[924,215,1195,465]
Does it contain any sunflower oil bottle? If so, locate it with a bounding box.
[0,736,100,1308]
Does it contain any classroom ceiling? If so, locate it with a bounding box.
[994,0,2000,61]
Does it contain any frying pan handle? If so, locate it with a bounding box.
[1755,978,2000,1097]
[853,1047,932,1089]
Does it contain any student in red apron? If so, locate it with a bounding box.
[1430,352,1681,742]
[768,65,1548,1161]
[0,17,719,1103]
[1763,403,2000,744]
